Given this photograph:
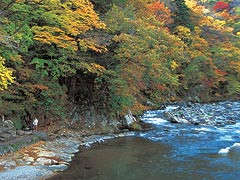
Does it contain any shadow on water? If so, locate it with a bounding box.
[49,101,240,180]
[48,137,171,180]
[48,136,240,180]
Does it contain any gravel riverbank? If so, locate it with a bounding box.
[0,130,136,180]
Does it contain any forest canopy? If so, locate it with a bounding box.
[0,0,240,129]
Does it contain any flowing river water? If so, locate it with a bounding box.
[50,101,240,180]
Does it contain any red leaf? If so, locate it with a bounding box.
[213,2,229,12]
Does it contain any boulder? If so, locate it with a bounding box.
[163,111,188,124]
[124,110,137,126]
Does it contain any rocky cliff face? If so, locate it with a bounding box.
[69,106,121,132]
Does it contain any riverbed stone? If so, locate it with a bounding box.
[23,156,34,163]
[37,151,56,158]
[44,164,68,172]
[54,153,73,162]
[0,166,54,180]
[33,157,54,166]
[0,159,16,169]
[163,101,240,126]
[15,158,26,166]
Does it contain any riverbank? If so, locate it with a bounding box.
[1,100,239,179]
[0,126,145,180]
[44,101,240,180]
[48,101,240,180]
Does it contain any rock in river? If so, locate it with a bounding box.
[163,101,240,126]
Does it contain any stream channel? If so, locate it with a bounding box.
[49,101,240,180]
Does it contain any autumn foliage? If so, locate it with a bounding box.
[0,0,240,128]
[147,1,172,24]
[31,0,106,52]
[0,57,14,90]
[213,1,230,12]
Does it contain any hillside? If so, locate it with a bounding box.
[0,0,240,131]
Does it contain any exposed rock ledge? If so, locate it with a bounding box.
[0,130,136,180]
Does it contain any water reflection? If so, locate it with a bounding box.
[49,101,240,180]
[49,137,240,180]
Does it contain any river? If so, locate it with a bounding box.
[49,101,240,180]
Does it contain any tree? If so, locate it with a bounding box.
[30,0,106,52]
[172,0,194,30]
[147,1,173,25]
[105,1,190,113]
[0,56,14,90]
[0,0,108,125]
[213,1,230,12]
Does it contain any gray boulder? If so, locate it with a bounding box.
[124,110,137,126]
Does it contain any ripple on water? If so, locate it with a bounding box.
[143,117,168,125]
[218,135,234,142]
[50,101,240,180]
[194,127,215,132]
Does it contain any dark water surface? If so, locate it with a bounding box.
[49,101,240,180]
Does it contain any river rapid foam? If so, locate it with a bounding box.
[140,101,240,158]
[49,101,240,180]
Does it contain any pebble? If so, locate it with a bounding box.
[0,166,54,180]
[0,132,133,179]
